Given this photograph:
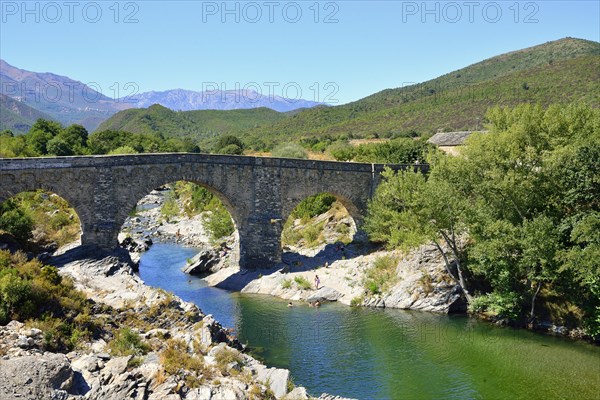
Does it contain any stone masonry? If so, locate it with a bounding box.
[0,154,427,268]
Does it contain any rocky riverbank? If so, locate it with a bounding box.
[119,188,465,314]
[0,245,352,400]
[207,242,465,314]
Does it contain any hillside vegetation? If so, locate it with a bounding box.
[94,38,600,150]
[365,103,600,338]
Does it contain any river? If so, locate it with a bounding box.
[139,243,600,400]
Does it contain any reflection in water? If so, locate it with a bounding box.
[140,244,600,399]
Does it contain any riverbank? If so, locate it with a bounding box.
[1,244,357,399]
[121,187,593,342]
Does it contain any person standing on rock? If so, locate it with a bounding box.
[315,275,320,290]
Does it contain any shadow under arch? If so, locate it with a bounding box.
[279,191,365,271]
[116,180,241,265]
[0,188,83,251]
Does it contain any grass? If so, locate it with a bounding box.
[160,338,212,387]
[281,279,292,289]
[364,255,399,295]
[108,327,150,358]
[214,346,244,375]
[294,276,312,290]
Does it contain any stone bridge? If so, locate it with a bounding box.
[0,154,427,268]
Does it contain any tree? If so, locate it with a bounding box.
[60,124,88,154]
[47,137,74,156]
[365,167,473,303]
[271,143,308,159]
[0,200,33,242]
[214,135,245,154]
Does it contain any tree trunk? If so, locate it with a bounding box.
[433,240,472,304]
[530,281,542,323]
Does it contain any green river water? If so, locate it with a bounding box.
[140,244,600,399]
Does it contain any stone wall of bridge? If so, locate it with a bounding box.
[0,154,427,268]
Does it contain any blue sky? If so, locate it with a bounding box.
[1,0,598,104]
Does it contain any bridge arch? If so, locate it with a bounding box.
[0,189,83,250]
[0,154,422,268]
[118,180,241,263]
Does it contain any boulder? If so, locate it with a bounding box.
[255,366,290,399]
[307,287,342,303]
[0,353,73,400]
[182,249,220,275]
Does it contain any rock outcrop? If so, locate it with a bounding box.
[211,242,466,314]
[181,249,221,275]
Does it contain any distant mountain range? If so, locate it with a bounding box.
[2,37,598,142]
[0,60,323,133]
[97,37,600,149]
[129,89,322,112]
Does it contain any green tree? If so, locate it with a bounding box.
[47,136,74,156]
[271,143,308,159]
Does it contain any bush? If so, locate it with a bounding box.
[0,200,33,242]
[281,279,292,289]
[291,193,336,220]
[364,255,399,295]
[203,202,234,242]
[108,327,150,357]
[294,276,312,290]
[468,292,523,320]
[161,191,180,222]
[271,143,308,159]
[214,346,243,374]
[329,142,356,161]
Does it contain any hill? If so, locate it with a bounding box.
[96,104,287,141]
[242,37,599,145]
[95,37,600,148]
[0,94,55,134]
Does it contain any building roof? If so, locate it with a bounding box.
[427,131,480,146]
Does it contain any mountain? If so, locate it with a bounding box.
[97,38,599,148]
[126,89,323,112]
[96,104,287,140]
[240,37,600,144]
[0,59,128,132]
[0,93,54,134]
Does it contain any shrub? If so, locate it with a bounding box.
[281,279,292,289]
[294,276,312,290]
[291,193,336,220]
[271,143,308,159]
[160,191,179,222]
[108,327,150,357]
[364,255,399,295]
[203,202,234,242]
[0,200,33,242]
[214,346,243,374]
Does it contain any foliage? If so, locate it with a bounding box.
[291,193,336,220]
[0,190,80,247]
[160,191,180,222]
[364,102,600,335]
[363,255,399,295]
[0,198,33,242]
[203,201,235,242]
[213,346,244,374]
[108,327,150,357]
[270,143,308,159]
[214,135,245,155]
[160,338,210,387]
[281,279,292,289]
[0,250,93,351]
[293,276,312,290]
